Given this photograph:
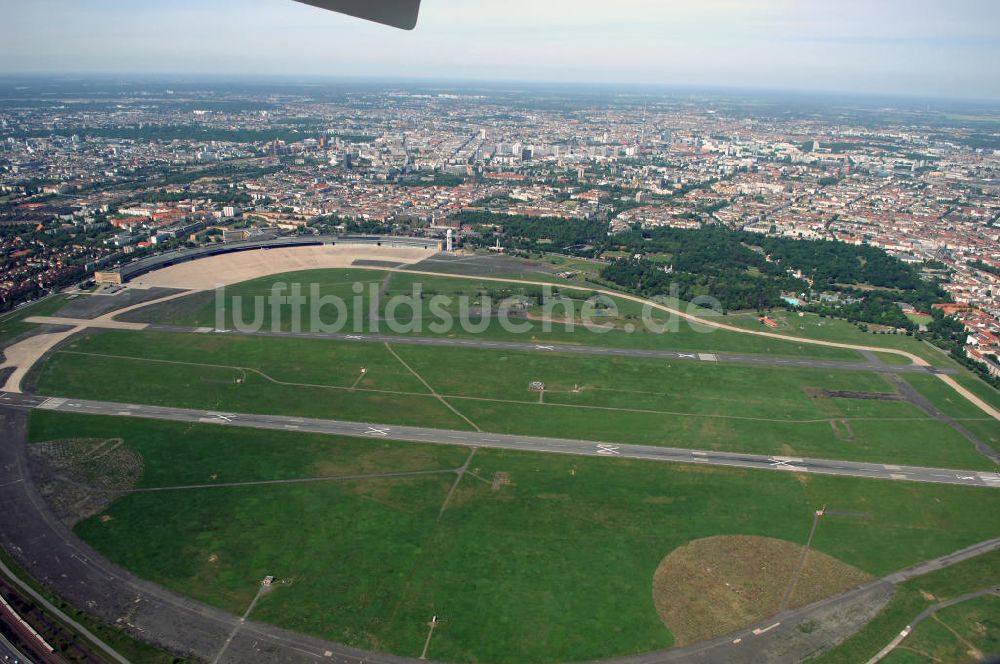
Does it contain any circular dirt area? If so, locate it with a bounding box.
[652,535,872,645]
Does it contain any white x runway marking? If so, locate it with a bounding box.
[535,345,555,351]
[365,426,390,437]
[597,444,621,456]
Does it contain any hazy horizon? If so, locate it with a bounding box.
[4,0,1000,101]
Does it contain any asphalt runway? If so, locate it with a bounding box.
[26,315,956,375]
[5,392,998,488]
[210,326,952,374]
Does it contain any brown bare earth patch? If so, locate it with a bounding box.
[535,493,570,501]
[804,387,844,418]
[27,438,143,526]
[491,471,511,491]
[643,496,682,505]
[788,547,872,607]
[652,535,872,645]
[804,387,903,401]
[830,418,858,442]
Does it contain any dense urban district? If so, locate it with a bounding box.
[1,78,999,385]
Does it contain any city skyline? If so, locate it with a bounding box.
[4,0,1000,100]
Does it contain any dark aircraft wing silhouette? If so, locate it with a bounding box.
[292,0,422,29]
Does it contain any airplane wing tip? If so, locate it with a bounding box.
[292,0,421,30]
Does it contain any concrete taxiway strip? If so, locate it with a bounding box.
[4,393,997,489]
[0,325,85,393]
[25,315,149,331]
[22,315,954,375]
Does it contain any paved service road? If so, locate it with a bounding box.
[5,393,998,489]
[864,585,1000,664]
[26,315,955,375]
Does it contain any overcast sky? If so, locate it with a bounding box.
[3,0,999,99]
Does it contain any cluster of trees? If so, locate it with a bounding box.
[802,294,912,330]
[612,226,778,276]
[750,235,924,290]
[751,235,949,313]
[460,217,958,333]
[312,215,393,235]
[596,225,949,324]
[459,211,608,256]
[601,258,784,311]
[599,226,802,311]
[970,260,1000,278]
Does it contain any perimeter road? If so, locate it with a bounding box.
[212,583,268,664]
[865,586,1000,664]
[6,392,999,489]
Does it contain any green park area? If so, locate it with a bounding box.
[27,411,1000,664]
